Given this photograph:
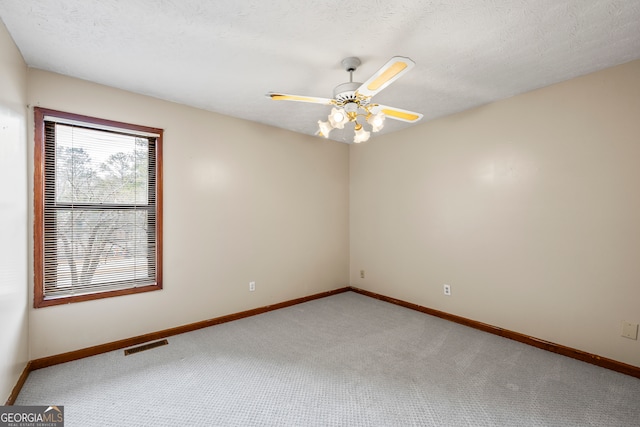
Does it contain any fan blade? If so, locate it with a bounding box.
[267,92,334,105]
[356,56,415,98]
[371,104,423,123]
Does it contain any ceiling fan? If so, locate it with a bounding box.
[267,56,423,143]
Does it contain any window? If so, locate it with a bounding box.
[34,108,163,308]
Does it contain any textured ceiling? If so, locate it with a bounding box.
[1,0,640,143]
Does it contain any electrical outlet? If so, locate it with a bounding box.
[621,321,638,340]
[249,281,255,292]
[360,270,365,279]
[443,284,451,296]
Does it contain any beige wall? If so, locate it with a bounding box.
[350,59,640,368]
[0,19,29,402]
[27,70,350,359]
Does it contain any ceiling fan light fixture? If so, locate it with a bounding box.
[353,123,370,143]
[317,120,333,138]
[328,107,348,129]
[367,111,386,132]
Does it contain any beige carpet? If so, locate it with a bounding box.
[16,291,640,426]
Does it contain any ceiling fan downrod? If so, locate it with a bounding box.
[341,57,361,83]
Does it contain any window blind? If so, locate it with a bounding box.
[41,120,158,299]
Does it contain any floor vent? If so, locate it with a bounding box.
[124,339,168,356]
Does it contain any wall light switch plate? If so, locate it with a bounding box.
[621,321,638,340]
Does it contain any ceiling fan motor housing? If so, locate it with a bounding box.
[333,82,364,104]
[334,57,370,105]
